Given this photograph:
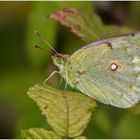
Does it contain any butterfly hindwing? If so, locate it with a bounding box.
[68,33,140,108]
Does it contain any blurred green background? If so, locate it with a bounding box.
[0,1,140,139]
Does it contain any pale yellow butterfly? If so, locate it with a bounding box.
[36,31,140,109]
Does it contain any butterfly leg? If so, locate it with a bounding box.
[43,71,60,83]
[59,76,63,88]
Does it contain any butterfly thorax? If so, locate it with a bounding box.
[52,53,80,88]
[52,53,71,82]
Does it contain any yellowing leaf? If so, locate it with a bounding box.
[27,84,96,138]
[49,8,103,42]
[21,128,61,139]
[49,8,133,43]
[74,136,86,139]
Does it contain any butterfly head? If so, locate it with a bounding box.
[52,51,70,73]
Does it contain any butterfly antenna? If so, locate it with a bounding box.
[34,30,58,55]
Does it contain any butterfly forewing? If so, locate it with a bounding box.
[68,33,140,108]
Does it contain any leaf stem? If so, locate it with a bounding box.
[63,90,70,138]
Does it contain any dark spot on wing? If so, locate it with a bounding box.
[78,31,140,51]
[110,63,118,71]
[109,60,122,73]
[105,41,112,49]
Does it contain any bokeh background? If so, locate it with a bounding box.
[1,1,140,139]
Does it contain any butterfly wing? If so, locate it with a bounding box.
[68,32,140,108]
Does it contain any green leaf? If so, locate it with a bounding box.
[27,84,96,138]
[127,102,140,115]
[49,8,133,43]
[21,128,61,139]
[49,8,102,42]
[113,113,140,138]
[127,2,140,29]
[56,1,94,12]
[105,25,133,37]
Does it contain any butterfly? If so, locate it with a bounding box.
[35,31,140,109]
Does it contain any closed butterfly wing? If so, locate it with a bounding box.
[68,32,140,108]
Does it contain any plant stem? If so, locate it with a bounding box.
[63,90,69,138]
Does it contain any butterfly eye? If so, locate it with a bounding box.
[55,57,62,65]
[110,63,118,71]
